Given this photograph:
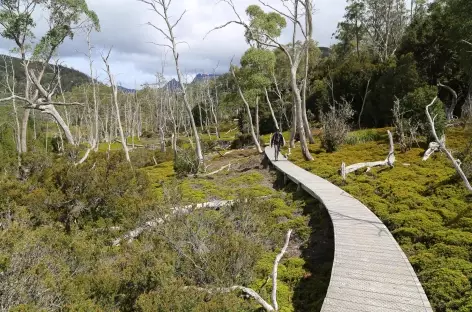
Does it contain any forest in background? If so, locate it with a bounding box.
[1,0,472,311]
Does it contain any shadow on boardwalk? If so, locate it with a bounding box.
[274,172,334,312]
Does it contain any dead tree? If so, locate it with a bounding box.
[392,97,419,153]
[264,87,280,130]
[138,0,204,167]
[438,82,458,121]
[358,77,371,129]
[102,49,130,162]
[85,26,100,151]
[426,98,472,192]
[187,229,292,312]
[208,0,314,160]
[0,0,99,152]
[341,131,396,180]
[230,64,263,153]
[301,0,315,144]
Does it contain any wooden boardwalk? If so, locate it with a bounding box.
[265,147,433,312]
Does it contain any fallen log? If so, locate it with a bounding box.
[112,200,234,246]
[341,130,395,180]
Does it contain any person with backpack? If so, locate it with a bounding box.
[270,128,285,161]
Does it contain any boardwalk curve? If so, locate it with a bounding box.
[265,147,433,312]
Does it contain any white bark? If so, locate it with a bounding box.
[264,87,280,130]
[102,49,130,162]
[112,200,234,246]
[271,229,292,311]
[341,130,395,180]
[426,98,472,192]
[230,66,263,153]
[438,82,458,121]
[138,0,204,165]
[208,0,313,160]
[302,0,315,144]
[422,136,445,161]
[186,286,274,311]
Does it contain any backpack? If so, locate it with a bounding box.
[273,133,283,146]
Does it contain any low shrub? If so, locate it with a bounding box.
[403,86,446,141]
[174,148,199,177]
[230,133,253,149]
[320,100,354,152]
[130,148,173,168]
[141,130,155,138]
[345,129,386,145]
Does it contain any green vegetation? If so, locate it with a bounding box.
[1,0,472,310]
[289,127,472,311]
[0,142,335,311]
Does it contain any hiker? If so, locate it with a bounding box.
[270,128,285,161]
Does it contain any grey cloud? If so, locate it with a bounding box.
[1,0,346,88]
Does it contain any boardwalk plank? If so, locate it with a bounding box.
[265,147,432,312]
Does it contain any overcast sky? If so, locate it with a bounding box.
[0,0,346,89]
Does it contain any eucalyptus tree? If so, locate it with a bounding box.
[209,1,314,160]
[360,0,408,61]
[229,47,277,153]
[137,0,204,167]
[0,0,100,152]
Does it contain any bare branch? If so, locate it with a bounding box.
[438,82,458,120]
[272,229,292,311]
[204,20,245,40]
[186,286,274,311]
[171,9,187,30]
[147,21,172,41]
[258,0,306,38]
[426,98,472,192]
[147,41,173,50]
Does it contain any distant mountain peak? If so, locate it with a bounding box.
[192,73,220,84]
[164,78,182,91]
[117,85,136,94]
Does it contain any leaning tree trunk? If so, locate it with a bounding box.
[264,87,280,130]
[231,68,263,153]
[291,68,313,161]
[42,105,76,145]
[165,21,204,165]
[20,109,30,153]
[290,101,297,148]
[255,96,260,141]
[438,82,458,121]
[302,47,314,143]
[103,54,130,162]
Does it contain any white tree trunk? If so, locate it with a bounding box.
[264,87,280,130]
[231,67,263,153]
[426,98,472,192]
[291,67,313,161]
[438,82,458,121]
[103,52,130,162]
[42,105,76,145]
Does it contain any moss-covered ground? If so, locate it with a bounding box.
[137,148,333,311]
[287,127,472,312]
